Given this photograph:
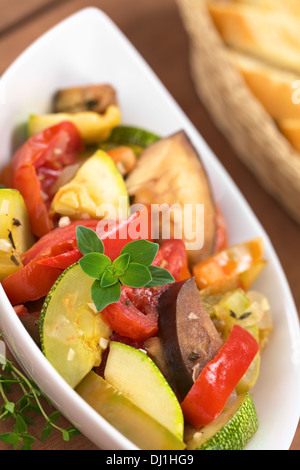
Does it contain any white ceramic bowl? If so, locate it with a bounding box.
[0,7,300,451]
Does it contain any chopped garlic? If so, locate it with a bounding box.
[188,312,198,320]
[0,239,12,253]
[67,348,75,361]
[0,200,10,215]
[58,216,71,228]
[40,190,49,201]
[99,337,109,350]
[81,212,91,220]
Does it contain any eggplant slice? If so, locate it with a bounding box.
[158,278,223,401]
[53,84,117,114]
[126,130,217,266]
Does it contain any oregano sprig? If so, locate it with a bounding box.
[76,226,175,312]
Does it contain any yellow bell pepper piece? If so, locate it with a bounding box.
[28,105,121,144]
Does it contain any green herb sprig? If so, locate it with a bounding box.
[76,226,175,312]
[0,335,79,450]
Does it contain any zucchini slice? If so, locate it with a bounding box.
[0,188,34,281]
[76,371,186,451]
[39,263,111,388]
[184,392,258,450]
[101,125,160,155]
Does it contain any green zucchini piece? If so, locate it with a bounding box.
[104,341,184,441]
[39,263,111,388]
[0,188,34,281]
[102,125,160,155]
[76,371,186,451]
[184,392,258,450]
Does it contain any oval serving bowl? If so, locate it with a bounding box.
[0,7,300,450]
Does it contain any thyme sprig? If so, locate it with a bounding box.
[0,334,80,449]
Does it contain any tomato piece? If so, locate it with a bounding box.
[101,286,160,343]
[3,255,62,305]
[2,208,152,305]
[37,239,82,269]
[97,205,152,261]
[152,239,191,282]
[22,219,100,265]
[13,304,30,317]
[11,122,82,238]
[0,162,13,187]
[22,206,152,266]
[193,238,264,290]
[181,325,259,427]
[109,332,144,350]
[100,239,190,342]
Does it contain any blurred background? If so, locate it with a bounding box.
[0,0,299,450]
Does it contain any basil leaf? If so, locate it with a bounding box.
[120,240,159,266]
[76,226,104,255]
[112,253,130,276]
[91,280,121,311]
[79,253,111,279]
[101,269,118,288]
[119,262,152,288]
[146,265,175,287]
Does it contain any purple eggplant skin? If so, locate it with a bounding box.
[158,278,223,401]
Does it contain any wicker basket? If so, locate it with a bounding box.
[176,0,300,224]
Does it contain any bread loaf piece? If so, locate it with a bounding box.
[229,51,300,120]
[278,119,300,154]
[231,0,300,16]
[207,1,300,74]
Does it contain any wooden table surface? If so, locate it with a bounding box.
[0,0,299,451]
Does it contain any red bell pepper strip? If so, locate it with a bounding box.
[2,207,152,305]
[11,122,82,238]
[181,325,259,428]
[101,239,189,342]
